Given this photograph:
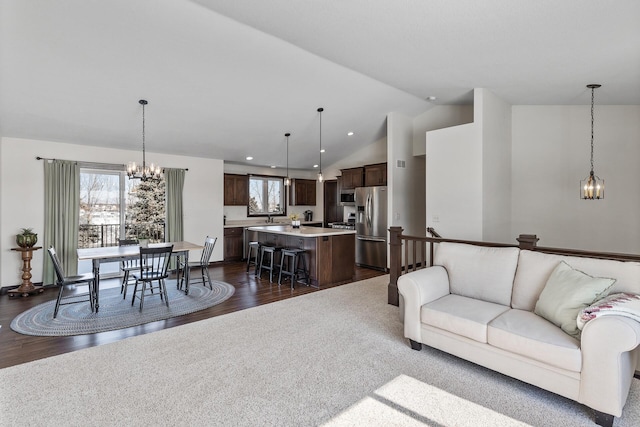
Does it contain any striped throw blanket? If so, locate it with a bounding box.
[577,293,640,331]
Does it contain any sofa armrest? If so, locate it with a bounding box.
[579,315,640,417]
[397,266,450,343]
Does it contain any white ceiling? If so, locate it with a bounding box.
[1,0,639,170]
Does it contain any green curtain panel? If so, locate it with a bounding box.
[165,168,185,243]
[43,160,80,285]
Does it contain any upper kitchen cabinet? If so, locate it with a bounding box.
[224,173,248,206]
[290,179,317,206]
[364,163,387,186]
[340,167,364,190]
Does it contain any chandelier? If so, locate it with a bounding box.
[127,99,162,181]
[580,84,604,200]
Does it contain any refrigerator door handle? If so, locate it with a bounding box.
[356,236,386,243]
[366,193,372,228]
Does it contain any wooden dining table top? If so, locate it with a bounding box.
[77,241,203,261]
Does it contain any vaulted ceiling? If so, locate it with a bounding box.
[1,0,638,169]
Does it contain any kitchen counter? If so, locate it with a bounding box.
[247,225,354,237]
[247,226,355,287]
[223,222,324,262]
[224,221,322,229]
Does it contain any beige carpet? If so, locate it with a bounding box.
[1,275,639,426]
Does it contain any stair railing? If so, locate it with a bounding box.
[388,226,640,306]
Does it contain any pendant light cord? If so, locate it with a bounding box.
[285,132,290,183]
[318,107,323,174]
[142,101,146,169]
[590,86,594,174]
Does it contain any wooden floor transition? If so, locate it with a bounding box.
[0,261,385,369]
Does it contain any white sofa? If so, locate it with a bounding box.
[398,242,640,427]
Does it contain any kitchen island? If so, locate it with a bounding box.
[247,225,356,287]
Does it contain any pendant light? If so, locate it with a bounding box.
[580,84,604,199]
[127,99,162,181]
[284,132,291,186]
[317,107,324,183]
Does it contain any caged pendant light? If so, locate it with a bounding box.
[317,107,324,183]
[580,84,604,200]
[284,132,291,186]
[127,99,162,182]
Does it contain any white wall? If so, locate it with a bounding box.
[478,89,512,242]
[413,106,473,156]
[425,96,640,253]
[511,105,640,252]
[388,112,424,236]
[0,137,224,287]
[426,123,482,240]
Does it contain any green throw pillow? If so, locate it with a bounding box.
[534,261,615,338]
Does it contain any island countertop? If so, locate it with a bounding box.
[247,225,355,287]
[224,221,322,229]
[247,225,355,237]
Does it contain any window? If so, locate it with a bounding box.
[79,168,165,248]
[79,169,127,248]
[77,166,166,277]
[248,175,285,216]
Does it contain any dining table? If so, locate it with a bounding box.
[77,241,204,312]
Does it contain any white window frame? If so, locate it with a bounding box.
[248,174,286,217]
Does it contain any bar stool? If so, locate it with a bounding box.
[257,245,282,283]
[278,248,310,288]
[246,241,261,274]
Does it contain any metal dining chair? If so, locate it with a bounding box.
[47,246,96,318]
[179,236,217,290]
[119,239,139,299]
[131,245,173,310]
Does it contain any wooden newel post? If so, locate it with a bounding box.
[517,234,539,250]
[388,226,403,306]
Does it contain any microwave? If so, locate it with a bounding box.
[340,190,355,205]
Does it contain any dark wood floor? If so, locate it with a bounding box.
[0,261,385,370]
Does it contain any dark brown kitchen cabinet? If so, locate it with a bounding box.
[364,163,387,186]
[290,179,317,206]
[223,227,244,261]
[224,174,248,206]
[340,167,364,190]
[323,180,342,227]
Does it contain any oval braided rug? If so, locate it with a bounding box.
[10,280,235,337]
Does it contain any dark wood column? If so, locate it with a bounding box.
[388,226,403,306]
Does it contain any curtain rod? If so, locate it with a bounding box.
[35,156,188,171]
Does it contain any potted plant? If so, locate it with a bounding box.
[16,228,38,248]
[289,213,301,228]
[136,225,151,248]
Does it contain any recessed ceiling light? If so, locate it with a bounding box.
[320,149,325,153]
[347,132,354,136]
[313,164,318,168]
[426,96,437,101]
[246,156,253,161]
[270,165,276,168]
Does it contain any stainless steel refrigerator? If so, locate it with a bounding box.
[355,186,388,270]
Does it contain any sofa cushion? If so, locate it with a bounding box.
[421,294,510,343]
[512,250,640,311]
[488,309,582,372]
[433,242,520,306]
[534,261,615,338]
